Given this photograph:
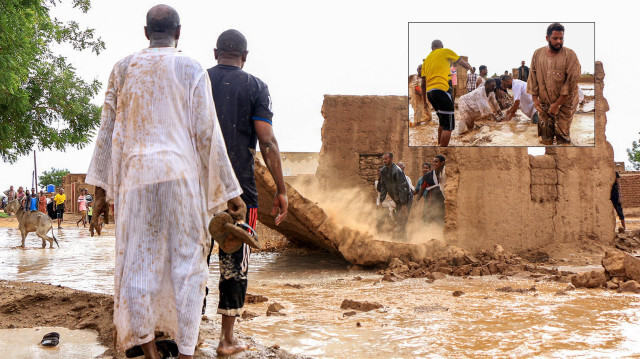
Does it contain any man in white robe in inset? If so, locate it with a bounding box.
[86,5,244,358]
[457,78,503,132]
[500,74,539,124]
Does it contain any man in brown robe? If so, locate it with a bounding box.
[527,22,581,145]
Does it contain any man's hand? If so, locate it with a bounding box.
[549,103,560,115]
[532,96,541,112]
[499,110,511,122]
[90,187,109,236]
[271,192,288,226]
[227,196,247,222]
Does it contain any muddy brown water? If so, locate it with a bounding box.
[1,227,640,358]
[409,84,595,147]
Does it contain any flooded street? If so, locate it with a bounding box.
[1,227,639,357]
[409,84,595,147]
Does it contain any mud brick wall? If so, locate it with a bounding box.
[359,153,384,189]
[619,174,640,208]
[316,61,615,253]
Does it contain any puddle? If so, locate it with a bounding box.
[0,327,107,358]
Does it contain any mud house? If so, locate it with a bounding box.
[61,173,94,213]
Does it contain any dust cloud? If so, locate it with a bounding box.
[287,176,445,246]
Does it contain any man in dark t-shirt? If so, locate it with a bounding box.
[206,29,288,356]
[611,171,625,231]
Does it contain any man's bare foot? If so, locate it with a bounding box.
[216,341,249,356]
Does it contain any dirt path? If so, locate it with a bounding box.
[0,280,307,358]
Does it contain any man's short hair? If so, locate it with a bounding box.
[479,65,487,72]
[431,39,443,49]
[423,162,431,167]
[383,152,393,159]
[546,22,565,36]
[484,78,496,86]
[146,5,180,34]
[472,67,476,71]
[216,29,248,56]
[435,155,445,163]
[500,74,512,82]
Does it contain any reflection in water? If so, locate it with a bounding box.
[1,228,639,357]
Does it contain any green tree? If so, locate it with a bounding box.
[627,135,640,170]
[0,0,105,163]
[38,167,70,188]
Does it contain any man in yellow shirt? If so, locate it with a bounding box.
[421,40,472,146]
[53,188,66,229]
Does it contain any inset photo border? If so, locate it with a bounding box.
[408,22,595,147]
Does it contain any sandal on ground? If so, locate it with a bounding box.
[125,339,179,358]
[40,332,60,347]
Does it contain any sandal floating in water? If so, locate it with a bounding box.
[40,332,60,347]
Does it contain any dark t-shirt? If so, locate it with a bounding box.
[611,171,620,201]
[207,64,273,207]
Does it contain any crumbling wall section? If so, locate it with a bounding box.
[454,56,468,97]
[443,147,558,251]
[546,62,615,245]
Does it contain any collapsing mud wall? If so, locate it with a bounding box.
[255,160,438,265]
[313,61,614,255]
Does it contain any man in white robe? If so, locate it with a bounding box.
[500,74,539,124]
[86,5,244,358]
[457,78,503,132]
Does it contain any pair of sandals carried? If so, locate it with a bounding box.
[125,339,179,358]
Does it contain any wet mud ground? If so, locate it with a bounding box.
[1,213,640,358]
[409,85,595,147]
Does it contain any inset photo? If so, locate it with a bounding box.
[408,22,595,147]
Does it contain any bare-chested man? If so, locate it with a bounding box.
[527,22,581,145]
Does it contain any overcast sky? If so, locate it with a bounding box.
[0,0,636,192]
